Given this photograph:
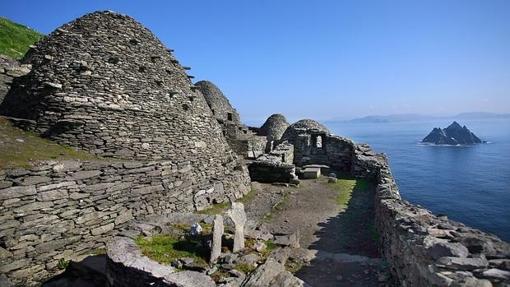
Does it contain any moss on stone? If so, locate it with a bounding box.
[196,202,230,215]
[135,234,209,266]
[234,262,257,274]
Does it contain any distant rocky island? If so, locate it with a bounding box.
[422,121,484,145]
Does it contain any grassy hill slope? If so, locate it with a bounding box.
[0,17,42,59]
[0,117,97,169]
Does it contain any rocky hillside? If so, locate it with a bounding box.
[0,17,42,59]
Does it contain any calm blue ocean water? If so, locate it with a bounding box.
[327,118,510,241]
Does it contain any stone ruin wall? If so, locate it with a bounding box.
[0,159,250,286]
[248,142,296,183]
[351,145,510,286]
[292,131,354,173]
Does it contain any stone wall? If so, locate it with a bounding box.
[227,135,268,160]
[293,131,354,173]
[0,56,30,104]
[0,159,250,286]
[247,141,297,183]
[248,159,297,184]
[351,146,510,286]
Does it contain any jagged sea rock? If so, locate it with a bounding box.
[422,121,483,145]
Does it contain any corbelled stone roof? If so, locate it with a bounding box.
[195,80,240,124]
[259,114,289,141]
[281,119,330,143]
[0,11,241,168]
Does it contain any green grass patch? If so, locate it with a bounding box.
[330,178,369,208]
[259,239,278,259]
[0,17,42,59]
[57,258,69,270]
[234,262,257,274]
[0,117,98,169]
[196,202,230,215]
[135,234,209,266]
[238,188,257,204]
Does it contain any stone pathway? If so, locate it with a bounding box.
[245,178,392,287]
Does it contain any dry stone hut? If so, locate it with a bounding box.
[195,80,241,126]
[0,10,251,213]
[259,113,289,142]
[281,119,330,145]
[195,80,268,158]
[281,119,353,171]
[0,11,246,166]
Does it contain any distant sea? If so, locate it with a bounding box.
[327,118,510,241]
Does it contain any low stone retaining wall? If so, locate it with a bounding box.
[106,237,215,287]
[0,159,250,286]
[352,147,510,286]
[248,160,297,183]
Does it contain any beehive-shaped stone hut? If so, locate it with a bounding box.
[259,113,289,141]
[195,80,241,125]
[0,11,239,165]
[281,119,330,144]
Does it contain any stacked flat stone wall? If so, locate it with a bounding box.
[0,56,30,105]
[227,135,268,159]
[351,146,510,286]
[293,132,354,173]
[248,160,297,183]
[0,159,250,286]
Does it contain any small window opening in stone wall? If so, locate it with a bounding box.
[151,56,160,63]
[139,66,147,73]
[182,104,190,111]
[129,38,139,45]
[227,113,233,121]
[316,135,323,148]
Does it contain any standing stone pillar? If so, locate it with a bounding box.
[227,202,247,252]
[210,215,224,263]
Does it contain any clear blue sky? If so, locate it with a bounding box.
[3,0,510,124]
